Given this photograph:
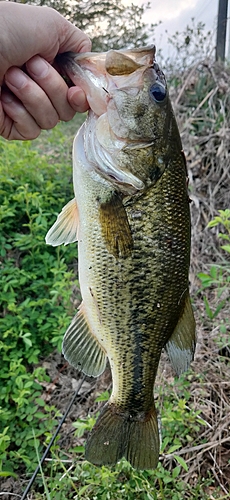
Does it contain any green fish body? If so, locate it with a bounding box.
[46,46,196,470]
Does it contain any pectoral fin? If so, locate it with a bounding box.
[45,198,78,247]
[99,192,133,259]
[62,303,107,378]
[165,291,196,376]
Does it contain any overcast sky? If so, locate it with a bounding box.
[125,0,230,59]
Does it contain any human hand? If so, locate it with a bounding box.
[0,2,91,140]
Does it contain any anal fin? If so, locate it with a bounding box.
[165,290,196,376]
[62,303,107,378]
[45,198,78,247]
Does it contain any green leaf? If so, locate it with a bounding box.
[204,296,213,319]
[174,454,188,471]
[78,484,91,495]
[221,244,230,253]
[95,390,110,402]
[167,443,181,454]
[172,465,181,478]
[0,471,18,478]
[207,218,222,228]
[73,445,85,454]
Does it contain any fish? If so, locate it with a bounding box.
[46,45,196,470]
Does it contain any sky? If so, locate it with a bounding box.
[125,0,230,59]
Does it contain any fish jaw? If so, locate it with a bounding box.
[56,46,157,120]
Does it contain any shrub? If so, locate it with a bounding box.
[0,133,80,473]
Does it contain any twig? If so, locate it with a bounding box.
[164,435,230,459]
[174,63,200,106]
[0,495,21,498]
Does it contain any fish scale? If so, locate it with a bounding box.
[46,45,196,469]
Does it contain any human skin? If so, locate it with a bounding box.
[0,1,91,140]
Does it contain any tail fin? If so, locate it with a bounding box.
[85,402,159,470]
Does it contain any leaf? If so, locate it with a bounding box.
[0,471,18,478]
[219,233,230,241]
[160,436,170,453]
[73,445,85,454]
[212,300,226,319]
[204,296,213,319]
[95,391,110,402]
[167,443,181,454]
[221,244,230,253]
[172,466,181,478]
[174,454,188,471]
[207,218,222,228]
[78,484,91,495]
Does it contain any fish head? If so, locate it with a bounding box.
[106,57,170,143]
[57,46,175,193]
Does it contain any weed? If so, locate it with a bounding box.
[0,132,79,472]
[198,210,230,331]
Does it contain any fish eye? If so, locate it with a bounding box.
[149,83,167,102]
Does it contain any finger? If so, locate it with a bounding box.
[1,90,41,140]
[67,86,89,113]
[5,65,60,129]
[26,56,77,121]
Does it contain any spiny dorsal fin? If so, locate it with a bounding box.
[62,303,107,378]
[165,290,196,376]
[45,198,78,247]
[99,192,133,259]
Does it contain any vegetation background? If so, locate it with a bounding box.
[0,0,229,499]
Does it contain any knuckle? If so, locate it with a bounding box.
[60,108,75,122]
[42,115,59,130]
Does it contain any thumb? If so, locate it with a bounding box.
[58,19,92,54]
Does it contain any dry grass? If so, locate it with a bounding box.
[171,59,230,284]
[167,58,230,495]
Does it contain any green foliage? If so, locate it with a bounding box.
[207,209,230,253]
[0,129,80,472]
[198,210,230,328]
[165,18,214,74]
[25,0,155,51]
[31,376,212,499]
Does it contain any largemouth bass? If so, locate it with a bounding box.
[46,45,196,470]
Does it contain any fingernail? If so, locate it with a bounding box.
[6,68,28,90]
[27,56,49,78]
[69,87,89,110]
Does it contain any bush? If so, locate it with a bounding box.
[0,131,80,473]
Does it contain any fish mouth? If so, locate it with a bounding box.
[55,46,157,115]
[55,45,156,78]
